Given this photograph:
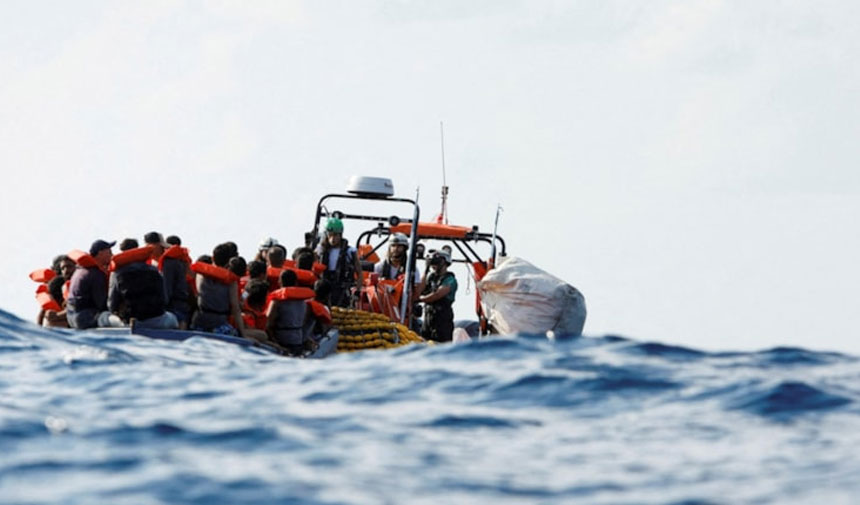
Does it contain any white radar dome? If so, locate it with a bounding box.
[346,176,394,198]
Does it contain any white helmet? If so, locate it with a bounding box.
[390,233,409,246]
[258,237,279,251]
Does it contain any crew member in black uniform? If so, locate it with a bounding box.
[419,249,457,342]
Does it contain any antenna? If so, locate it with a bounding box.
[438,121,449,224]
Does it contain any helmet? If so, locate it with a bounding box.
[390,233,409,246]
[258,237,279,251]
[431,249,452,266]
[325,217,344,234]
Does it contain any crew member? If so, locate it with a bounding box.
[418,249,457,342]
[316,217,362,307]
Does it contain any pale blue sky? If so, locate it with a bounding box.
[2,1,858,352]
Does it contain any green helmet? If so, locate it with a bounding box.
[325,217,344,234]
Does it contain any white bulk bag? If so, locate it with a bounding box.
[477,256,586,336]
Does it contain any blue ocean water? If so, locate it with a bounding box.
[2,308,859,505]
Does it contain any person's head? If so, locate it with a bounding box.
[225,241,239,259]
[54,255,76,280]
[388,233,409,264]
[313,278,332,303]
[228,256,247,277]
[165,235,181,246]
[212,243,232,267]
[429,249,451,273]
[197,254,212,264]
[119,238,139,251]
[244,279,269,310]
[325,217,344,247]
[89,239,115,268]
[267,246,286,268]
[247,260,266,280]
[144,231,169,259]
[257,237,278,261]
[279,269,297,288]
[297,251,314,271]
[292,246,314,261]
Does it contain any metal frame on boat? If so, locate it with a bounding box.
[307,176,505,334]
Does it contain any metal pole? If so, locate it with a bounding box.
[400,187,421,324]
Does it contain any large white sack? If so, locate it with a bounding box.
[477,256,586,336]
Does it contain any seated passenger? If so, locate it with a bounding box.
[241,279,269,331]
[266,270,314,356]
[66,240,115,329]
[106,245,178,329]
[42,276,70,328]
[157,238,192,330]
[304,279,333,340]
[190,243,246,337]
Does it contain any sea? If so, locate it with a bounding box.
[1,308,859,505]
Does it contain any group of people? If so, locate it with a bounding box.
[32,218,460,351]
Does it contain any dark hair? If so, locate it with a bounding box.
[225,241,239,259]
[119,238,139,251]
[292,246,314,261]
[212,243,232,267]
[279,269,297,288]
[197,254,212,264]
[47,276,65,305]
[297,251,314,271]
[247,260,266,279]
[267,246,286,267]
[51,255,70,275]
[228,256,247,277]
[245,279,269,310]
[166,235,181,246]
[313,278,332,302]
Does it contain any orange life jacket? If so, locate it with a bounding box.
[306,299,332,325]
[63,280,70,301]
[267,267,318,290]
[357,244,380,264]
[267,286,315,304]
[241,304,268,331]
[110,245,155,271]
[191,262,239,285]
[67,249,101,270]
[158,245,192,271]
[35,289,62,312]
[29,268,56,283]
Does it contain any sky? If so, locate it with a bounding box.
[2,0,859,353]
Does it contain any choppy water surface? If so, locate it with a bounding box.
[2,308,859,505]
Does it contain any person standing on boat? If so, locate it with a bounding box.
[66,240,114,329]
[374,233,420,283]
[418,249,458,342]
[316,217,362,308]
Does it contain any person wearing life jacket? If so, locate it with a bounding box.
[242,260,267,303]
[106,243,178,329]
[266,270,313,356]
[191,243,248,338]
[303,278,333,341]
[156,242,193,330]
[34,255,76,327]
[418,249,458,343]
[66,239,115,329]
[316,217,362,308]
[241,279,269,331]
